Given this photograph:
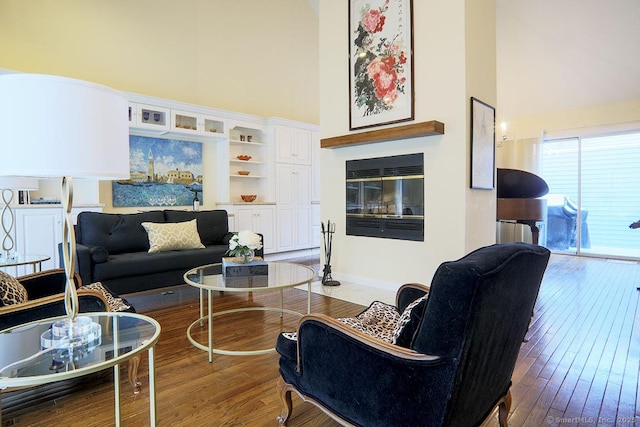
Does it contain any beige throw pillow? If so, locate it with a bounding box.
[142,219,205,253]
[0,271,28,306]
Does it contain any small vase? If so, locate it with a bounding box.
[238,249,255,264]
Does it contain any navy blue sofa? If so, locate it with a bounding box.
[63,210,263,296]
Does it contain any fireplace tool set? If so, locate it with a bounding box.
[321,220,340,286]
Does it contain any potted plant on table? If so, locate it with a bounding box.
[227,230,263,264]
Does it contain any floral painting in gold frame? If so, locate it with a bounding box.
[349,0,414,130]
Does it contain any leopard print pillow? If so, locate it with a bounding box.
[281,301,400,343]
[0,271,28,306]
[80,282,130,312]
[338,301,400,343]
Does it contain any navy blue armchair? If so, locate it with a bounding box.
[276,243,550,427]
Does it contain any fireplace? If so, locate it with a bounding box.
[346,153,424,241]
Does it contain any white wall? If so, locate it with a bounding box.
[319,0,496,289]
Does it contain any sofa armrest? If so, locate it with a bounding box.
[58,242,94,285]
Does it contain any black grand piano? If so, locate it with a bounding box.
[496,168,549,245]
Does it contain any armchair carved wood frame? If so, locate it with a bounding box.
[0,269,142,394]
[275,243,550,427]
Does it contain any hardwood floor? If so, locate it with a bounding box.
[1,254,639,426]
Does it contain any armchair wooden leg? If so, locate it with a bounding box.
[498,389,512,427]
[128,355,142,395]
[276,377,294,427]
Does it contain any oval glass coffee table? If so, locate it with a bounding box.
[184,262,315,361]
[0,312,161,426]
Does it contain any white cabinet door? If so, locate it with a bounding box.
[275,126,296,163]
[295,205,311,248]
[254,205,276,254]
[276,205,295,253]
[275,164,313,252]
[294,164,311,205]
[13,206,103,276]
[276,163,295,204]
[234,205,276,254]
[293,129,312,165]
[14,209,60,275]
[234,206,256,232]
[275,126,312,165]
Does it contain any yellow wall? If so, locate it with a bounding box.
[497,98,640,172]
[0,0,319,124]
[319,0,496,289]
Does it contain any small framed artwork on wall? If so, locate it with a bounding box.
[470,97,495,190]
[348,0,414,130]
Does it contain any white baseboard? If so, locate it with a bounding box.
[265,247,320,261]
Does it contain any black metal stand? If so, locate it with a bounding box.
[321,220,340,286]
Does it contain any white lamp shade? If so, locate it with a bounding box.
[0,177,39,191]
[0,74,129,179]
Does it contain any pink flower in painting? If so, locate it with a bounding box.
[367,56,398,101]
[364,9,385,33]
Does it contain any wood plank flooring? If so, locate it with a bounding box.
[1,254,639,426]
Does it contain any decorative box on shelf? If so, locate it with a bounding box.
[222,256,268,277]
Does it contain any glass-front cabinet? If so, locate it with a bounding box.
[171,109,225,137]
[128,103,170,132]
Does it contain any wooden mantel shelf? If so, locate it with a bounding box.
[320,120,445,148]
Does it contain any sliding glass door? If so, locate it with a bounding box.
[542,132,640,259]
[541,138,580,255]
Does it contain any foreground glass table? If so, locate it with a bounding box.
[0,312,161,426]
[184,262,315,361]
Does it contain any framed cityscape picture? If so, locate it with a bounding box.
[470,97,496,190]
[112,136,203,207]
[349,0,414,130]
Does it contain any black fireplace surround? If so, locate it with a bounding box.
[346,153,424,241]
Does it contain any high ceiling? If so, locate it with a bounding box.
[310,1,639,122]
[497,0,640,121]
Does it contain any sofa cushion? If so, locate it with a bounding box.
[142,219,205,253]
[164,210,229,245]
[0,271,28,306]
[92,245,229,283]
[77,211,165,254]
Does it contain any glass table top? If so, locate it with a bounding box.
[184,262,316,292]
[0,254,50,268]
[0,312,160,388]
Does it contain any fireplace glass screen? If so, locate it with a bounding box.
[346,153,424,241]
